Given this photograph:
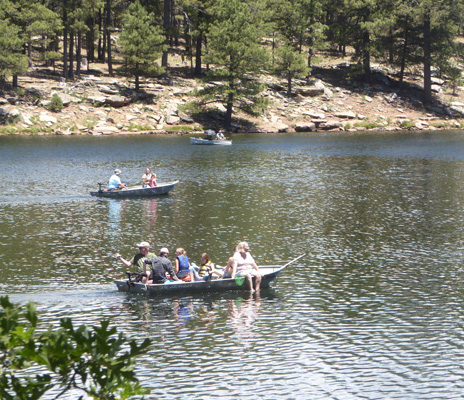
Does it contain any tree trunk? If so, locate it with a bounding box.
[97,9,103,61]
[86,17,95,63]
[63,0,68,79]
[399,20,409,86]
[362,30,370,82]
[194,34,202,75]
[76,31,82,76]
[162,0,171,67]
[423,11,432,105]
[69,29,74,80]
[287,75,292,97]
[106,0,113,76]
[12,74,18,88]
[225,90,233,128]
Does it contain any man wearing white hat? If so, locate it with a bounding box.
[108,168,127,190]
[114,241,155,282]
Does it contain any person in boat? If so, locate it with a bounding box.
[216,132,225,140]
[108,169,127,190]
[222,246,238,279]
[232,241,262,293]
[197,252,223,280]
[143,247,180,284]
[204,129,215,140]
[142,167,157,188]
[174,248,195,281]
[114,241,155,282]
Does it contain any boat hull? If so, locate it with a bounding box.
[190,138,232,145]
[90,180,179,198]
[114,265,287,295]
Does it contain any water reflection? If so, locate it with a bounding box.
[108,199,125,246]
[226,292,262,348]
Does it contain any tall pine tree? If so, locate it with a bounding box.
[119,0,166,90]
[194,0,269,128]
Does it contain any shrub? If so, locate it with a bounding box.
[46,93,63,112]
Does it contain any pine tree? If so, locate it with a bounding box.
[194,0,269,128]
[274,41,309,96]
[0,16,28,85]
[119,0,166,90]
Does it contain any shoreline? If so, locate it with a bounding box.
[1,62,463,137]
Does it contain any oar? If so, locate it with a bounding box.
[91,243,121,279]
[281,253,306,269]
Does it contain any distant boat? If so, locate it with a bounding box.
[190,137,232,145]
[90,180,179,198]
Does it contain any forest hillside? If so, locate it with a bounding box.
[1,0,464,135]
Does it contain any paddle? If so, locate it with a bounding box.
[281,253,306,269]
[91,243,121,279]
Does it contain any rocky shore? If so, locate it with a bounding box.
[1,62,464,136]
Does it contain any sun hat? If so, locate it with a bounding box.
[114,168,121,175]
[160,247,169,255]
[136,241,150,248]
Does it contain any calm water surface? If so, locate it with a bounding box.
[2,131,464,399]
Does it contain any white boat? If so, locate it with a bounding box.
[190,137,232,145]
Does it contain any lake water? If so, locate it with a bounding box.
[2,131,464,399]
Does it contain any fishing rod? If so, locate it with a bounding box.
[91,243,121,279]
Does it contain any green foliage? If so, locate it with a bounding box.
[193,0,270,127]
[400,120,415,128]
[0,296,150,399]
[119,0,166,90]
[128,123,152,131]
[45,93,64,112]
[164,125,196,131]
[274,41,309,96]
[0,19,28,82]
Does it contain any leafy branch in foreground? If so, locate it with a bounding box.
[0,296,150,400]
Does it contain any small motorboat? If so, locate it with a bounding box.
[90,180,179,198]
[190,137,232,145]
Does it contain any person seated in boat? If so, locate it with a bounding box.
[114,241,155,283]
[222,246,238,279]
[143,247,180,284]
[196,252,223,281]
[204,129,215,140]
[216,132,225,140]
[108,169,128,190]
[142,167,157,188]
[175,248,196,281]
[231,241,262,293]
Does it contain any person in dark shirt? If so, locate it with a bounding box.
[143,247,180,284]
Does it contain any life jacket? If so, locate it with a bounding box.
[177,255,190,274]
[199,261,214,277]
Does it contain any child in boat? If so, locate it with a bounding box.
[197,253,223,280]
[175,248,195,281]
[149,173,157,187]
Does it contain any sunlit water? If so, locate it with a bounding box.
[2,131,464,399]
